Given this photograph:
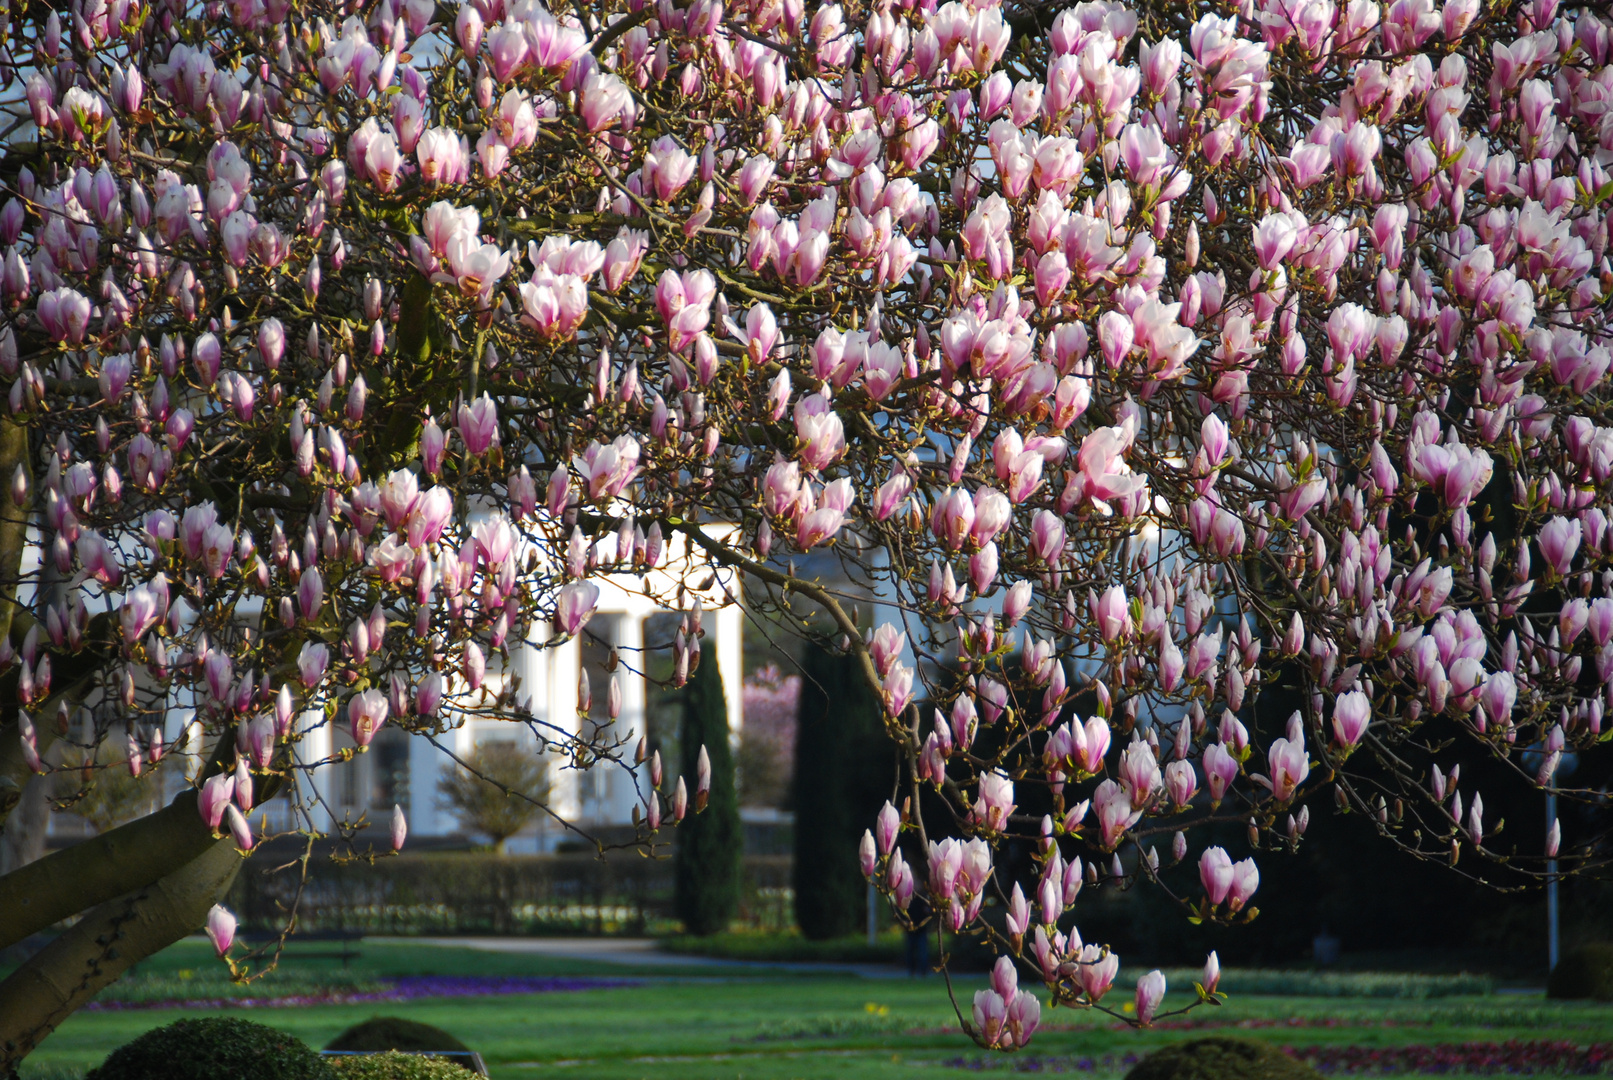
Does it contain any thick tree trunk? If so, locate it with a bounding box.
[0,790,216,952]
[0,774,46,877]
[0,416,29,649]
[0,414,32,830]
[0,721,278,1071]
[0,837,243,1070]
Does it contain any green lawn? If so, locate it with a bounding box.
[16,940,1613,1079]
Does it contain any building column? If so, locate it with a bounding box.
[715,603,744,748]
[297,710,332,833]
[548,633,581,822]
[609,612,646,823]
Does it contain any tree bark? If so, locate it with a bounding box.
[0,773,47,877]
[0,416,31,652]
[0,790,217,952]
[0,414,32,829]
[0,837,243,1070]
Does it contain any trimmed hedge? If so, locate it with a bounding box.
[86,1017,333,1080]
[227,851,793,936]
[324,1018,470,1056]
[1126,1037,1323,1080]
[1547,943,1613,1000]
[326,1053,471,1080]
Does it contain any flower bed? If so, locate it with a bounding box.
[1293,1040,1613,1074]
[948,1041,1613,1075]
[945,1052,1144,1073]
[85,975,636,1011]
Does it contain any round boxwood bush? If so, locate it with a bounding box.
[86,1017,334,1080]
[326,1051,470,1080]
[1547,942,1613,1000]
[1126,1037,1323,1080]
[324,1017,470,1056]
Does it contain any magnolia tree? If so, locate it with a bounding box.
[0,0,1611,1062]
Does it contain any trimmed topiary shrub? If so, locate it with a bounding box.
[326,1052,472,1080]
[673,651,742,936]
[86,1017,334,1080]
[1126,1037,1323,1080]
[324,1018,471,1056]
[792,644,893,940]
[1547,943,1613,1001]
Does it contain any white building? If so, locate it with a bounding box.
[294,524,745,852]
[317,525,745,857]
[45,525,746,854]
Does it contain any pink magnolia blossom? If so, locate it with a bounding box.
[37,287,91,344]
[1202,743,1239,807]
[198,772,235,832]
[794,392,845,472]
[973,770,1016,832]
[1200,846,1234,905]
[580,71,632,132]
[555,581,600,636]
[574,436,642,501]
[1135,971,1167,1026]
[1229,857,1260,911]
[205,904,236,956]
[349,689,388,747]
[1332,691,1371,750]
[1094,586,1132,642]
[1265,736,1309,802]
[1092,779,1141,849]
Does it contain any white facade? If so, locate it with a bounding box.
[256,525,745,852]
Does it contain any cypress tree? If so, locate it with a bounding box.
[673,649,742,935]
[793,644,892,940]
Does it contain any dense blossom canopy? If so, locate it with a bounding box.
[2,0,1612,1052]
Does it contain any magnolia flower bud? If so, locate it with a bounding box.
[206,904,237,956]
[10,465,29,508]
[694,744,711,812]
[391,804,408,851]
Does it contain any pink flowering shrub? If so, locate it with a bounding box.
[739,664,801,806]
[0,0,1611,1061]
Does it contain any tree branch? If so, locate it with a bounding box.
[665,520,917,752]
[0,790,221,952]
[0,837,242,1069]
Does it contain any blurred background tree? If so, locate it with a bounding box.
[436,745,550,853]
[737,665,800,810]
[55,740,169,836]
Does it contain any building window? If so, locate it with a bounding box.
[329,725,364,816]
[334,761,361,812]
[369,725,411,812]
[578,615,620,725]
